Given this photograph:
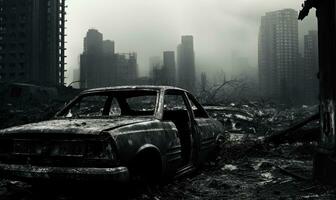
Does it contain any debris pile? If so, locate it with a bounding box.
[0,98,333,199]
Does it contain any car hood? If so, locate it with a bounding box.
[0,117,154,135]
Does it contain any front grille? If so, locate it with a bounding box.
[0,137,116,167]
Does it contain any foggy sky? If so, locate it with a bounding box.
[66,0,317,84]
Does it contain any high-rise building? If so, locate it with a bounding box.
[80,29,138,89]
[258,9,299,104]
[0,0,66,86]
[80,29,103,88]
[149,56,162,85]
[162,51,176,86]
[303,30,319,104]
[177,35,196,92]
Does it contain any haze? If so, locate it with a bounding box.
[66,0,317,84]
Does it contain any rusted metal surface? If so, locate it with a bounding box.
[0,86,225,183]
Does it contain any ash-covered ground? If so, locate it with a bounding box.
[0,88,335,199]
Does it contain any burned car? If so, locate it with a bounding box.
[0,86,225,183]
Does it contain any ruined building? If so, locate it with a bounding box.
[177,35,196,92]
[258,9,300,104]
[80,29,138,89]
[0,0,66,86]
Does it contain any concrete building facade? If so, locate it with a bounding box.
[0,0,66,86]
[258,9,299,104]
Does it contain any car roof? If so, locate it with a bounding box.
[81,85,188,94]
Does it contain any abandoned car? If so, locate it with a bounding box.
[0,86,225,183]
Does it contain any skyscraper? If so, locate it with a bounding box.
[258,9,299,104]
[80,29,103,88]
[177,35,196,92]
[0,0,66,86]
[80,29,138,89]
[303,30,319,104]
[162,51,176,86]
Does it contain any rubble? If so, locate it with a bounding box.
[0,100,333,199]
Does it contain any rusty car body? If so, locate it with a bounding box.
[0,86,225,183]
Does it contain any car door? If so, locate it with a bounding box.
[186,93,217,164]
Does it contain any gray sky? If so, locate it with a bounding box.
[66,0,317,84]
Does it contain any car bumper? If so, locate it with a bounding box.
[0,164,129,183]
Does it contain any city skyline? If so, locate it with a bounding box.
[66,0,317,85]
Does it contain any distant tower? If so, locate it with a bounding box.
[303,30,319,104]
[162,51,176,86]
[177,35,196,92]
[80,29,138,89]
[103,40,115,55]
[80,29,103,88]
[83,29,103,54]
[149,56,162,85]
[0,0,66,86]
[258,9,299,104]
[201,72,207,92]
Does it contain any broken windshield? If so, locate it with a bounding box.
[57,90,158,118]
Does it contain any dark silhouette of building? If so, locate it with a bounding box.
[149,56,162,85]
[72,68,80,88]
[149,51,176,86]
[258,9,299,104]
[80,29,138,89]
[200,72,207,92]
[177,35,196,92]
[0,0,66,86]
[303,30,319,104]
[162,51,176,86]
[80,29,103,88]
